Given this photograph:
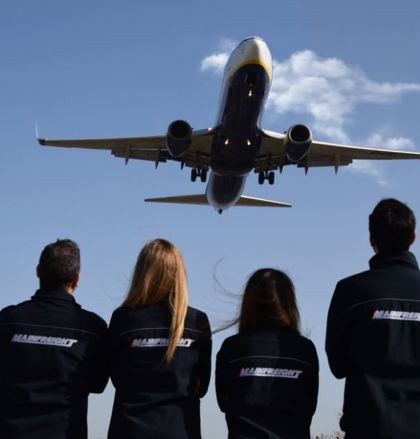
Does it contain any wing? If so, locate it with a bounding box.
[38,129,214,169]
[256,129,420,172]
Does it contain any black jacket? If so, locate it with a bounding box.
[216,328,318,439]
[0,289,108,439]
[107,304,211,439]
[326,251,420,439]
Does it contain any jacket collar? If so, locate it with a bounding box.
[369,251,419,271]
[32,288,80,307]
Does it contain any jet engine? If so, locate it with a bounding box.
[284,124,312,163]
[166,120,192,158]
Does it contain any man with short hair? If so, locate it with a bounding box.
[0,239,108,439]
[326,198,420,439]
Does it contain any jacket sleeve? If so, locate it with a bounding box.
[325,280,351,378]
[107,309,123,387]
[89,319,109,393]
[215,342,230,413]
[309,341,319,416]
[197,312,212,398]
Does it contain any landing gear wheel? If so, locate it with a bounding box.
[200,169,207,183]
[191,169,197,182]
[268,171,275,185]
[258,172,265,185]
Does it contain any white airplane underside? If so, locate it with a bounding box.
[38,37,420,213]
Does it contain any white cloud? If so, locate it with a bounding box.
[269,50,420,144]
[200,53,229,74]
[348,132,416,185]
[364,132,416,150]
[350,161,387,186]
[200,39,235,74]
[348,132,416,186]
[201,46,420,184]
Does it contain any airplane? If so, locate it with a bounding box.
[38,36,420,214]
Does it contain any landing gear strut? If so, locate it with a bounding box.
[258,171,275,185]
[191,168,207,183]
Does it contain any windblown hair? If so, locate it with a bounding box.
[37,239,80,290]
[123,239,188,362]
[369,198,416,254]
[239,268,300,333]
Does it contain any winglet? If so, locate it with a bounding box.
[35,123,46,145]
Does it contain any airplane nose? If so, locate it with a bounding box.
[241,37,269,59]
[225,37,273,83]
[240,37,272,80]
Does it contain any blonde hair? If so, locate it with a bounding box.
[123,239,188,362]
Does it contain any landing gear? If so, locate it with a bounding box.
[191,169,198,182]
[191,168,207,183]
[258,171,275,185]
[200,169,207,183]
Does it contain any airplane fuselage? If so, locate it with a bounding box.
[205,37,273,212]
[38,36,420,212]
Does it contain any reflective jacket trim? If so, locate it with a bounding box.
[348,297,420,311]
[0,322,102,338]
[120,326,205,336]
[228,355,313,367]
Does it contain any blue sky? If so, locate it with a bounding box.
[1,1,420,437]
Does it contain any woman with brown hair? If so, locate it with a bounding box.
[107,239,211,439]
[216,268,318,439]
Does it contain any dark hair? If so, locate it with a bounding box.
[239,269,300,333]
[37,239,80,289]
[369,198,416,253]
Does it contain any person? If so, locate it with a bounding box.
[0,239,108,439]
[326,198,420,439]
[107,239,212,439]
[216,268,319,439]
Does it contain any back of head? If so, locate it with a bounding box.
[37,239,80,290]
[123,239,188,361]
[369,198,416,254]
[239,268,300,333]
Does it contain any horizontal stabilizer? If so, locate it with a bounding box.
[144,194,292,208]
[145,194,209,205]
[235,195,291,207]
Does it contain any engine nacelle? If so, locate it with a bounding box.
[166,120,192,158]
[284,124,312,163]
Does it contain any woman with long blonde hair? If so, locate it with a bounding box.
[108,239,211,439]
[216,268,318,439]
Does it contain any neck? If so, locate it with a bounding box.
[39,285,75,295]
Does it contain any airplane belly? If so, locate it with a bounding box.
[211,138,257,175]
[218,64,269,129]
[206,173,246,209]
[211,63,269,176]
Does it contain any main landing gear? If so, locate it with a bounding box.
[258,171,275,185]
[191,168,207,183]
